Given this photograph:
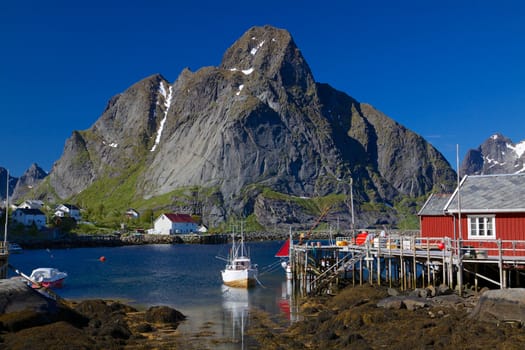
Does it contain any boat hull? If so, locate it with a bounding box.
[222,268,257,288]
[32,278,66,289]
[29,268,68,289]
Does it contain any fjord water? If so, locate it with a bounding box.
[8,241,294,349]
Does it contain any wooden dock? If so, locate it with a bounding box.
[289,234,525,296]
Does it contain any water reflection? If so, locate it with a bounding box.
[221,285,249,349]
[278,279,301,323]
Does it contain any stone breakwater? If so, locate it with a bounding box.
[12,230,329,250]
[13,229,418,250]
[13,233,230,249]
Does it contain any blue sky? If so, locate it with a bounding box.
[1,0,525,177]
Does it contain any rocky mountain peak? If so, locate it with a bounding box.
[11,163,48,201]
[219,25,316,96]
[461,133,525,176]
[0,164,47,202]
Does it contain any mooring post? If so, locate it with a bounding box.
[498,240,504,289]
[412,236,417,289]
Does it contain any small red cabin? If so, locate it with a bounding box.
[418,173,525,257]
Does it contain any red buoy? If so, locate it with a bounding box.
[437,242,445,250]
[99,256,106,262]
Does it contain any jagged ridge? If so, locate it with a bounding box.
[30,25,457,229]
[461,133,525,176]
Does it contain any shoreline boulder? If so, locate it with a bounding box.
[469,288,525,324]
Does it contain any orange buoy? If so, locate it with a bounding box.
[99,256,106,262]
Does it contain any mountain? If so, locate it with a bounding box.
[11,163,48,201]
[33,25,457,229]
[461,133,525,176]
[0,164,47,203]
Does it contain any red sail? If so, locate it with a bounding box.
[275,238,290,257]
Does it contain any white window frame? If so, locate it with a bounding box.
[467,215,496,239]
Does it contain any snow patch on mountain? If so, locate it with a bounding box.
[228,67,254,75]
[250,40,265,55]
[151,82,173,152]
[236,84,244,96]
[508,140,525,158]
[103,141,118,148]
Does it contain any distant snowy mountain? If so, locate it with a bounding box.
[460,133,525,176]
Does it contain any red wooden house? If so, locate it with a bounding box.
[418,173,525,257]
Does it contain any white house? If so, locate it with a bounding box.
[153,213,198,235]
[55,204,81,221]
[17,200,44,210]
[12,208,47,229]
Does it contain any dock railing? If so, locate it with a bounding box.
[294,233,525,294]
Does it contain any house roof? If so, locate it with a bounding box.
[418,193,452,216]
[58,203,80,211]
[445,173,525,213]
[164,213,196,223]
[19,199,44,207]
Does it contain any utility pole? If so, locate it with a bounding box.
[350,177,355,235]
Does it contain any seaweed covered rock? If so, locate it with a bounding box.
[1,321,94,350]
[0,279,88,333]
[145,305,186,324]
[0,281,188,349]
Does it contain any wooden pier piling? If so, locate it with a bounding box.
[0,242,8,279]
[290,233,525,296]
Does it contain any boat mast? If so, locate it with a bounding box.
[350,177,355,235]
[231,223,236,260]
[3,169,8,244]
[240,221,245,257]
[456,144,462,241]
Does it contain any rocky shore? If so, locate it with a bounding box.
[0,278,188,349]
[2,276,525,349]
[247,284,525,350]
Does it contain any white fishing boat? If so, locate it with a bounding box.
[221,225,258,288]
[29,267,68,289]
